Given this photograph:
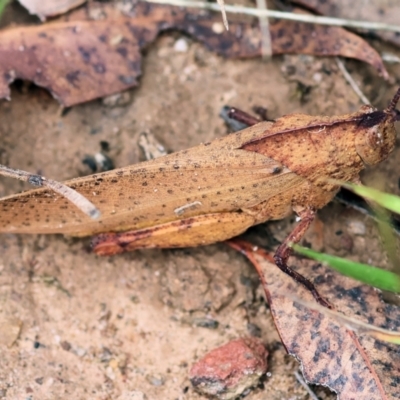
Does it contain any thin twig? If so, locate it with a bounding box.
[216,0,228,30]
[381,52,400,64]
[335,57,370,105]
[0,164,100,219]
[145,0,400,34]
[288,293,400,343]
[294,371,320,400]
[256,0,272,59]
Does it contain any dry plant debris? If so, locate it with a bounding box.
[229,240,400,399]
[0,1,388,106]
[0,2,399,399]
[293,0,400,47]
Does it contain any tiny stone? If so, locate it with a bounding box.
[34,377,43,385]
[190,337,268,399]
[174,38,188,52]
[347,220,366,236]
[147,375,164,386]
[192,317,219,330]
[313,72,322,83]
[73,346,86,357]
[102,92,131,107]
[117,391,147,400]
[247,323,262,338]
[60,341,71,351]
[212,22,224,34]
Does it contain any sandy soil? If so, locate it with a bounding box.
[0,3,400,400]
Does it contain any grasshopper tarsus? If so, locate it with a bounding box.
[227,238,331,308]
[273,209,332,309]
[228,107,261,127]
[252,106,273,122]
[274,254,331,309]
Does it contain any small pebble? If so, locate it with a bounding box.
[60,341,71,351]
[190,337,268,399]
[347,220,366,236]
[174,38,188,52]
[102,92,131,107]
[117,391,147,400]
[191,317,219,330]
[212,22,224,34]
[147,375,164,387]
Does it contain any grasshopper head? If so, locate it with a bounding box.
[355,87,400,165]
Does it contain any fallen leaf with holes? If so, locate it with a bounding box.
[0,1,387,106]
[293,0,400,48]
[228,240,400,399]
[18,0,86,20]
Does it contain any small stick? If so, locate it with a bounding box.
[145,0,400,34]
[0,164,100,219]
[335,57,370,105]
[216,0,229,31]
[294,371,320,400]
[255,0,272,59]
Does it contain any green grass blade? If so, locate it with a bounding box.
[343,182,400,215]
[292,244,400,293]
[0,0,9,20]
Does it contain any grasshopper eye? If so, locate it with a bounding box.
[356,118,396,165]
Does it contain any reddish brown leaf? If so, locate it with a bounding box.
[0,1,387,106]
[293,0,400,48]
[270,15,388,80]
[228,239,400,399]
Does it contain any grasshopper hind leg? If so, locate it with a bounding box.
[91,212,256,256]
[273,209,331,308]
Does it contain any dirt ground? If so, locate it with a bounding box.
[0,3,400,400]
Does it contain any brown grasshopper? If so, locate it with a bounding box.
[1,88,399,307]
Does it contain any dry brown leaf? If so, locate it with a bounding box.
[18,0,87,20]
[228,240,400,399]
[0,1,388,106]
[270,10,388,80]
[293,0,400,48]
[0,316,22,347]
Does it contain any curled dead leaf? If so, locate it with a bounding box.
[228,240,400,399]
[0,1,388,106]
[293,0,400,48]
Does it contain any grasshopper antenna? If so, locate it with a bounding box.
[0,164,101,219]
[386,86,400,120]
